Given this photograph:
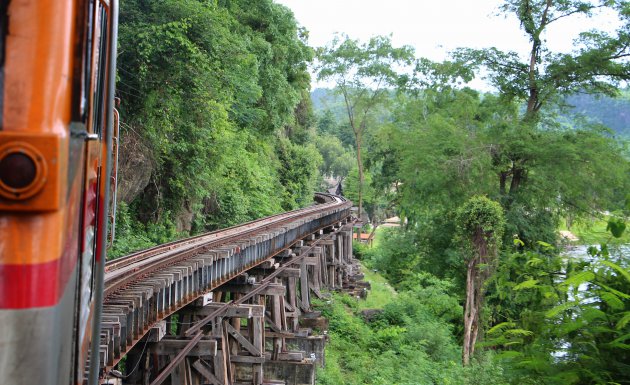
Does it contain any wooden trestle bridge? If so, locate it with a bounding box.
[97,193,367,385]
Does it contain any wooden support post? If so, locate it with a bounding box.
[142,351,151,385]
[166,316,173,336]
[222,320,234,384]
[337,235,344,286]
[270,287,284,360]
[299,259,310,311]
[229,293,241,356]
[214,335,229,385]
[249,315,264,385]
[286,276,300,331]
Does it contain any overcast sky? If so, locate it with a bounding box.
[275,0,620,89]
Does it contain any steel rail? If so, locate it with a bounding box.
[103,193,349,297]
[105,193,341,272]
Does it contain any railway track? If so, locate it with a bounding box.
[96,193,353,381]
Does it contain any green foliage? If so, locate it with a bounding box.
[316,35,416,220]
[455,196,505,259]
[607,217,627,238]
[313,134,354,180]
[485,228,630,384]
[275,137,322,210]
[108,202,157,259]
[316,272,508,385]
[112,0,320,254]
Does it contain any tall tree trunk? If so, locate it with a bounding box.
[509,166,525,195]
[499,171,509,196]
[462,257,477,366]
[356,132,363,219]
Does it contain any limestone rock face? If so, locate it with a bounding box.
[175,201,195,233]
[117,130,154,204]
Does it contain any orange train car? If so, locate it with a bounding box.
[0,0,118,384]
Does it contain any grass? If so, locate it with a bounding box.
[357,263,397,310]
[559,217,630,245]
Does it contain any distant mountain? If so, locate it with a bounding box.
[563,92,630,136]
[311,88,340,111]
[311,88,630,136]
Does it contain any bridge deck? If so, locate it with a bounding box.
[97,194,361,385]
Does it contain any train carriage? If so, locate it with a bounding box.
[0,0,118,384]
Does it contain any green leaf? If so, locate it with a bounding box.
[487,322,516,335]
[600,260,630,284]
[562,270,595,289]
[617,312,630,330]
[513,279,539,290]
[606,217,626,238]
[495,350,524,360]
[504,328,534,337]
[546,301,578,318]
[525,257,544,267]
[600,291,624,310]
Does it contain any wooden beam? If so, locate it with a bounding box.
[149,332,204,385]
[303,257,320,266]
[215,283,285,296]
[247,267,301,278]
[225,323,262,357]
[192,359,223,385]
[150,339,218,357]
[180,302,263,318]
[229,355,266,364]
[264,351,304,362]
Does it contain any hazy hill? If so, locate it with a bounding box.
[312,88,630,136]
[564,91,630,136]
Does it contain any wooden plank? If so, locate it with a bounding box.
[299,261,309,310]
[183,304,252,318]
[264,351,304,362]
[303,257,320,266]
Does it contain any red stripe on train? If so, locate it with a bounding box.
[0,256,77,309]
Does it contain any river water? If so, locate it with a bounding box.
[552,243,628,358]
[561,243,630,263]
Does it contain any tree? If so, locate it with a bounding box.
[314,135,354,180]
[453,0,630,205]
[113,0,318,247]
[316,35,415,219]
[455,196,505,366]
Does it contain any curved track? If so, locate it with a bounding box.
[104,193,349,295]
[97,193,352,378]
